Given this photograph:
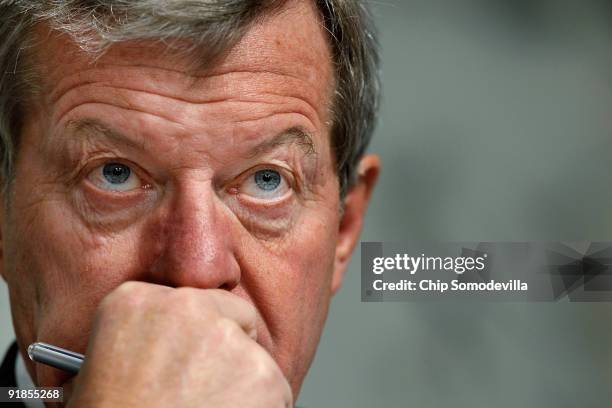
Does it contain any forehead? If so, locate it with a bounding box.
[29,0,335,122]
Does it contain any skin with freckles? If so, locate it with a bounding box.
[0,0,379,405]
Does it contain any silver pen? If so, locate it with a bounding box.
[28,342,84,374]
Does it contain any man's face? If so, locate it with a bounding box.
[0,0,376,399]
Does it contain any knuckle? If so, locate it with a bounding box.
[110,281,144,302]
[116,280,145,295]
[241,300,258,326]
[251,353,284,388]
[233,346,292,405]
[210,289,255,314]
[212,316,243,342]
[163,287,201,314]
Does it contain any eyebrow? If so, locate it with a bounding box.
[65,118,317,159]
[244,126,317,159]
[66,118,145,150]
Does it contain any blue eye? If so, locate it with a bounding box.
[254,169,281,191]
[237,167,291,200]
[87,161,142,192]
[102,163,131,184]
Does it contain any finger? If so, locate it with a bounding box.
[177,287,258,340]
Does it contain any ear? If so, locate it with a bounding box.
[331,154,380,294]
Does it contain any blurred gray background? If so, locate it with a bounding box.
[3,0,612,406]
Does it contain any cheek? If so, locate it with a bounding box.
[285,220,337,303]
[237,203,339,384]
[6,187,143,350]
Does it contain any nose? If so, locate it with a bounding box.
[147,181,240,291]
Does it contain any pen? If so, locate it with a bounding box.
[28,342,84,374]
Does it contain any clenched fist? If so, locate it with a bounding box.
[66,281,293,408]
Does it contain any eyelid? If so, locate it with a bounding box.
[80,156,154,192]
[229,162,297,193]
[69,151,121,181]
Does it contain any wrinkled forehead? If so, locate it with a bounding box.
[25,0,335,120]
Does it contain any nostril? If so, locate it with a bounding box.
[219,281,238,291]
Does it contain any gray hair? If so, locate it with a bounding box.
[0,0,380,197]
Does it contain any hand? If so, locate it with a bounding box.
[66,281,293,407]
